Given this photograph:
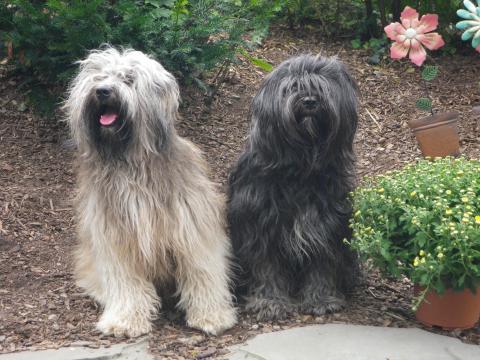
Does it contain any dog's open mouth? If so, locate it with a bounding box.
[100,113,118,126]
[99,106,119,127]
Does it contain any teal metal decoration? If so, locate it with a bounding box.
[456,0,480,52]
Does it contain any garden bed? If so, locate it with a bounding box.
[0,27,479,359]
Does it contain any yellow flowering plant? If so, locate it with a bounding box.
[348,157,480,298]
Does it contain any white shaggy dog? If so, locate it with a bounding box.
[64,47,236,337]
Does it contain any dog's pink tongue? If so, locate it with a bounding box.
[100,113,118,126]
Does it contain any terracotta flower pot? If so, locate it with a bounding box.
[408,111,460,158]
[414,285,480,330]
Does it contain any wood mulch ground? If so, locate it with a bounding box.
[0,26,479,359]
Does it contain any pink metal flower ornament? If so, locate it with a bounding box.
[384,6,445,66]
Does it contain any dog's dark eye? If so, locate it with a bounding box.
[282,87,293,97]
[123,73,134,85]
[93,75,107,82]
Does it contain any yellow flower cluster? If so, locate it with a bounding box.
[413,250,428,267]
[413,256,426,266]
[461,212,476,225]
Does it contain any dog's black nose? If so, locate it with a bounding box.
[96,86,112,100]
[302,97,317,109]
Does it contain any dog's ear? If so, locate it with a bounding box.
[336,65,359,147]
[126,50,179,154]
[319,61,358,169]
[150,73,179,153]
[250,73,302,145]
[148,59,180,154]
[317,57,358,149]
[249,82,292,160]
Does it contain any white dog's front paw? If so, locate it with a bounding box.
[187,306,237,335]
[97,312,152,338]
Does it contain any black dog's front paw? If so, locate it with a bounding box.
[299,296,345,316]
[245,297,295,321]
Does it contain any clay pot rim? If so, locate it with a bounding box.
[414,284,480,330]
[414,284,479,295]
[408,111,459,131]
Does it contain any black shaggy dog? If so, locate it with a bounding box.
[227,55,359,320]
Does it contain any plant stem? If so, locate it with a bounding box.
[422,78,434,116]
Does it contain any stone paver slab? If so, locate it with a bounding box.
[227,324,480,360]
[0,338,152,360]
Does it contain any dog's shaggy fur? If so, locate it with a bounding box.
[65,48,236,337]
[227,55,359,320]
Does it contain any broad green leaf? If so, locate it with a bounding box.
[238,48,272,72]
[351,39,361,49]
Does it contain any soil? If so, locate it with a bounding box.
[1,26,479,359]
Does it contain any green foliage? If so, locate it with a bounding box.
[238,48,273,71]
[278,0,365,35]
[1,0,466,89]
[349,158,480,300]
[5,0,110,83]
[110,0,253,79]
[1,0,275,88]
[0,0,469,115]
[421,65,439,81]
[270,0,460,40]
[351,36,388,64]
[415,97,433,112]
[351,37,385,51]
[351,38,362,49]
[0,3,14,56]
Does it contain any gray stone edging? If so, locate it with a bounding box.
[0,338,152,360]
